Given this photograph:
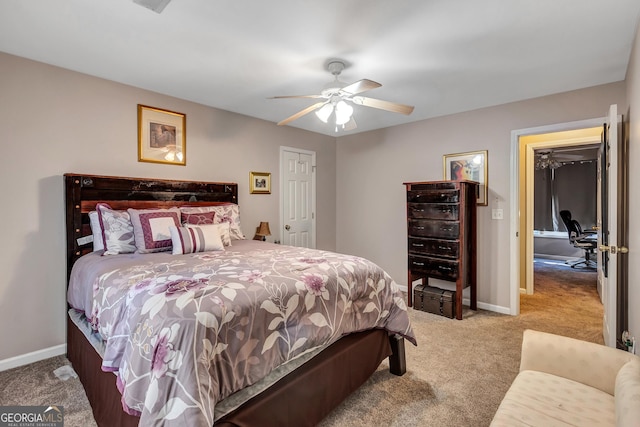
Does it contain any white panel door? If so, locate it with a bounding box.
[281,148,315,248]
[598,104,619,347]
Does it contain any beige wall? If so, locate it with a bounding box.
[0,52,336,362]
[336,82,626,312]
[625,19,640,344]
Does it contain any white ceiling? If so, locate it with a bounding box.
[1,0,639,137]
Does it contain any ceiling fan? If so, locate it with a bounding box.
[535,149,589,169]
[271,60,414,131]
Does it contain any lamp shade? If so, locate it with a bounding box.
[334,100,353,125]
[315,104,333,123]
[256,221,271,236]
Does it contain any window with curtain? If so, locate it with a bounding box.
[534,161,597,232]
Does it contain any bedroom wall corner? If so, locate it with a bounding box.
[0,51,336,365]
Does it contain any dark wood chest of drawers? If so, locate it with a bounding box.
[404,180,478,319]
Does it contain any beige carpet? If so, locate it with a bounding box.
[0,259,601,427]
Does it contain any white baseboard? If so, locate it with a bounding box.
[473,300,511,315]
[0,344,66,372]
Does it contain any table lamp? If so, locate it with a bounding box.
[254,221,271,241]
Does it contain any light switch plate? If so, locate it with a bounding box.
[492,209,504,220]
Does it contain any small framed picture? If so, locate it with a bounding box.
[443,150,488,206]
[250,172,271,194]
[138,104,186,166]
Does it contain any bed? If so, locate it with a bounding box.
[64,173,415,427]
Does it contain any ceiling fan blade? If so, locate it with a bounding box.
[269,95,324,99]
[352,96,414,115]
[340,79,381,95]
[277,101,328,126]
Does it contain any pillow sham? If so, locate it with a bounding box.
[96,203,136,255]
[180,204,245,240]
[128,207,181,253]
[169,225,224,255]
[88,211,104,252]
[181,211,215,225]
[186,222,232,247]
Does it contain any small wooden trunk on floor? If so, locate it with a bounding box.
[413,284,456,318]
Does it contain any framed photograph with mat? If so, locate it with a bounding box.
[250,171,271,194]
[138,104,186,166]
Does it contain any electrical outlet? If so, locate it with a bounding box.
[491,209,503,220]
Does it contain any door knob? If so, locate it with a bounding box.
[599,245,629,254]
[285,225,290,230]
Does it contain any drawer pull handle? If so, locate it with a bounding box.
[441,227,453,232]
[438,266,452,271]
[414,209,425,212]
[441,208,451,213]
[413,262,425,266]
[438,245,449,250]
[415,226,425,230]
[412,243,425,247]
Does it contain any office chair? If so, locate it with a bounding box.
[559,210,597,268]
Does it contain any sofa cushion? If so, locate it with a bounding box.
[491,370,615,426]
[615,359,640,427]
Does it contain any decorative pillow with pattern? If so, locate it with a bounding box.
[181,211,215,226]
[186,222,232,247]
[169,224,225,255]
[96,203,136,255]
[128,207,181,253]
[180,204,245,240]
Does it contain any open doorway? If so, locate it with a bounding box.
[508,118,605,316]
[518,127,604,342]
[518,127,602,295]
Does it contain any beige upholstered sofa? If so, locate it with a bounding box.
[491,329,640,426]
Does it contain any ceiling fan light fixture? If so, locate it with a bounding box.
[335,100,353,125]
[315,104,333,123]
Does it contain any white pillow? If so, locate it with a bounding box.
[96,203,136,255]
[88,211,104,252]
[186,222,232,247]
[169,225,225,254]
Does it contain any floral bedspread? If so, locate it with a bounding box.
[70,241,415,426]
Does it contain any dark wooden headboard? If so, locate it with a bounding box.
[64,173,238,281]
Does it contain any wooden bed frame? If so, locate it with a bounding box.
[64,173,406,427]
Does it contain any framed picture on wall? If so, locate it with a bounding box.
[250,171,271,194]
[138,104,186,166]
[443,150,488,206]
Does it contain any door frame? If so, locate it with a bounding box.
[509,117,605,315]
[279,146,317,248]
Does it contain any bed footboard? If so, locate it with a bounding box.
[68,314,397,427]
